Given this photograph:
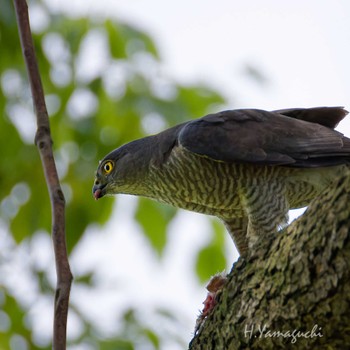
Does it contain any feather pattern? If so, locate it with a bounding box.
[178,107,350,167]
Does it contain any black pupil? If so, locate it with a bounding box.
[105,164,110,171]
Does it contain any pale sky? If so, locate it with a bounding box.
[103,0,350,111]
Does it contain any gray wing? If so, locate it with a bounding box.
[178,107,350,167]
[273,106,347,128]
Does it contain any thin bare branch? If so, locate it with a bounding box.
[13,1,73,349]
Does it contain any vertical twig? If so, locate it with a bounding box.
[13,0,73,349]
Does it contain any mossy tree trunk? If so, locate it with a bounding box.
[189,172,350,350]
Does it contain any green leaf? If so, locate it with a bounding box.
[142,328,160,349]
[196,244,226,283]
[10,171,51,243]
[105,20,127,58]
[59,18,90,55]
[99,339,134,350]
[65,183,114,252]
[195,219,227,283]
[74,272,94,285]
[1,292,34,349]
[135,198,176,256]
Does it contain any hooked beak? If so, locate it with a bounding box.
[92,181,106,200]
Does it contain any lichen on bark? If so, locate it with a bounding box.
[190,171,350,350]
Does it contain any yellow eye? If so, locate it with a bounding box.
[103,161,114,174]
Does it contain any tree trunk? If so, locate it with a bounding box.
[189,171,350,349]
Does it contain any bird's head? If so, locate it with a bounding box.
[93,157,117,200]
[92,138,154,200]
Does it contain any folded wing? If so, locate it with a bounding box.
[178,107,350,167]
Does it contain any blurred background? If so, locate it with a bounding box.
[1,0,350,349]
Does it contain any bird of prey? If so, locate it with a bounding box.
[93,107,350,256]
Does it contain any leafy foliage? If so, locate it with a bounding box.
[196,220,227,283]
[0,0,227,348]
[135,198,177,256]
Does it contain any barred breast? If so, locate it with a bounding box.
[145,145,345,220]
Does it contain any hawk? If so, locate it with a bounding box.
[93,107,350,256]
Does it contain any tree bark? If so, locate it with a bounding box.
[189,171,350,349]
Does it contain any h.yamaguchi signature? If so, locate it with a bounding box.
[244,323,323,344]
